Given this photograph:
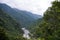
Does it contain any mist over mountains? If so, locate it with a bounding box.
[0,3,42,28]
[0,1,60,40]
[0,3,42,40]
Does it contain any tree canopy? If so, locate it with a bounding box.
[35,1,60,40]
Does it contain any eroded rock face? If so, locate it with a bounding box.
[22,28,30,39]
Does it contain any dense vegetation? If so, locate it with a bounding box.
[0,0,60,40]
[0,3,41,40]
[0,9,26,40]
[35,1,60,40]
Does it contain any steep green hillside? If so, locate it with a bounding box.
[0,9,26,40]
[28,18,42,33]
[34,1,60,40]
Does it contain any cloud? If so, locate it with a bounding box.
[0,0,54,16]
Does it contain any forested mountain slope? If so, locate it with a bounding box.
[0,8,26,40]
[34,1,60,40]
[0,3,42,28]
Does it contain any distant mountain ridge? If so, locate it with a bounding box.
[0,3,42,28]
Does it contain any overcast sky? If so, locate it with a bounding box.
[0,0,54,16]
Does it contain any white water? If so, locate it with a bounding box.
[22,28,30,39]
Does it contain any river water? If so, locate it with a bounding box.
[22,28,30,39]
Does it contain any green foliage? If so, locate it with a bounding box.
[35,1,60,40]
[0,8,26,40]
[0,27,9,40]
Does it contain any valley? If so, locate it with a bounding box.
[0,0,60,40]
